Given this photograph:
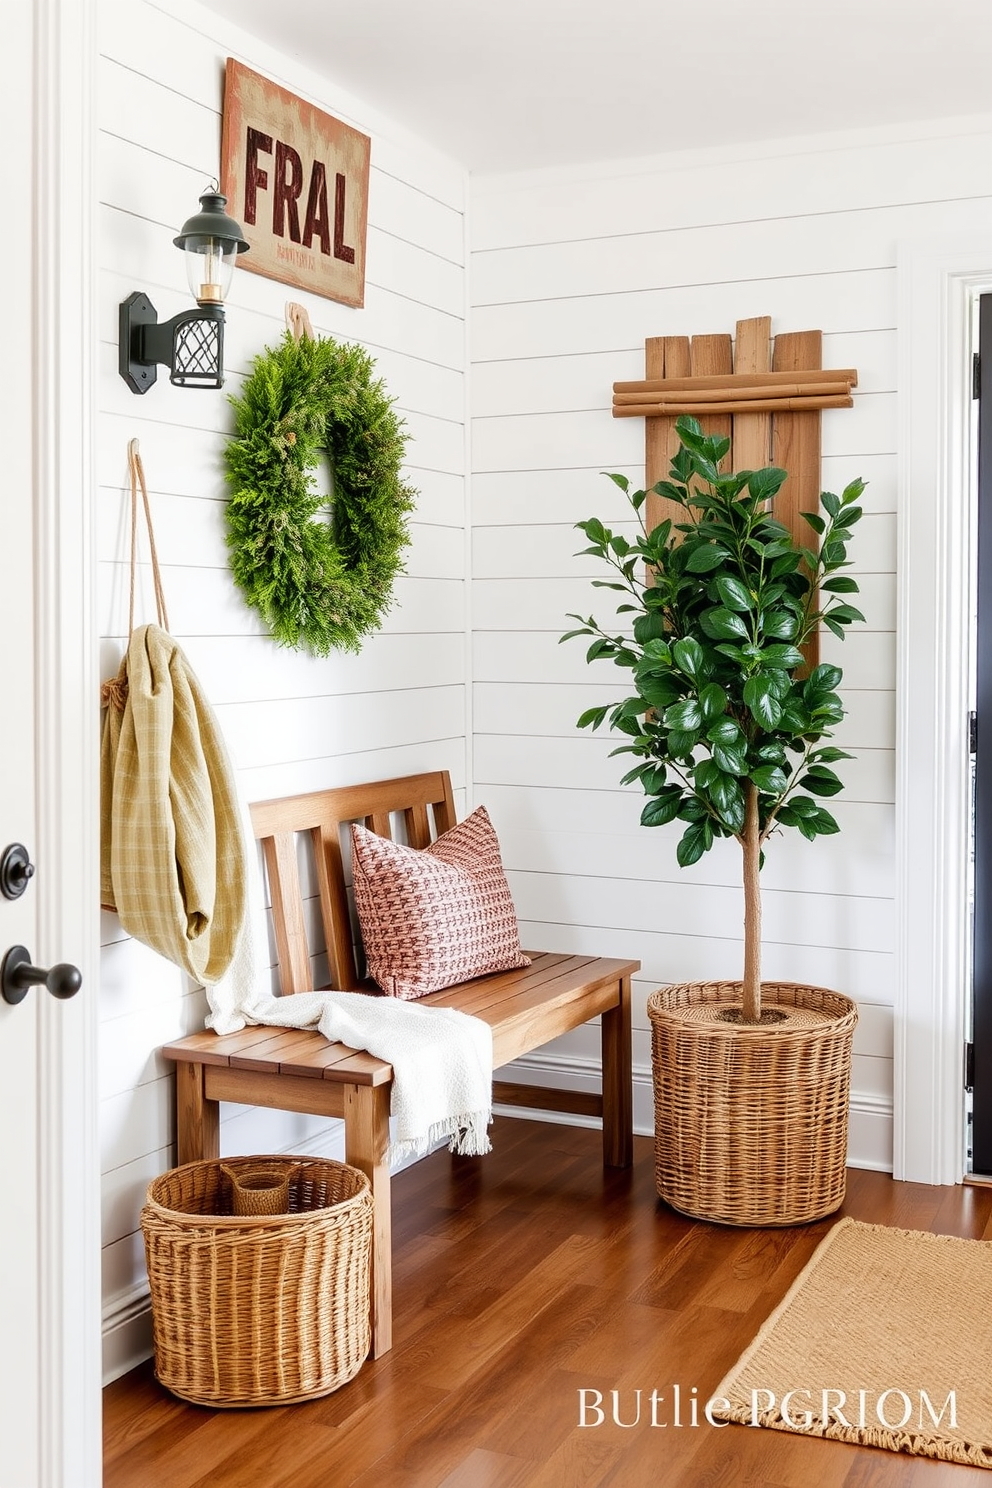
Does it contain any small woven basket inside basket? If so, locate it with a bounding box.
[141,1155,372,1407]
[648,981,858,1227]
[220,1159,299,1215]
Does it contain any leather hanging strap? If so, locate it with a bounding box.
[285,300,315,342]
[101,439,170,710]
[127,437,170,636]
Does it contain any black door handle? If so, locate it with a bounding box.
[1,945,82,1005]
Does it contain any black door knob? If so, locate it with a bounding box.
[1,946,82,1005]
[0,844,35,901]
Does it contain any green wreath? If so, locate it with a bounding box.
[225,330,416,655]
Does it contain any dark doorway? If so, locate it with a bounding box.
[971,292,992,1172]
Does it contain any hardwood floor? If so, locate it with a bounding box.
[103,1119,992,1488]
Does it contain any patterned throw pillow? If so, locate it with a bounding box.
[350,805,530,1000]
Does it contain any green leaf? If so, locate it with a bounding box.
[633,612,669,644]
[676,821,709,867]
[787,795,820,818]
[822,490,841,518]
[700,607,750,641]
[828,603,867,625]
[666,728,699,757]
[586,637,613,663]
[559,627,592,643]
[641,764,670,794]
[749,764,789,794]
[699,683,728,722]
[637,676,681,710]
[672,637,705,679]
[717,789,746,834]
[684,544,730,573]
[821,575,860,593]
[576,706,609,730]
[620,762,650,786]
[714,575,753,612]
[663,698,703,731]
[779,699,811,733]
[708,770,743,818]
[677,795,708,821]
[810,807,840,835]
[640,790,683,827]
[743,674,783,728]
[760,608,799,640]
[800,765,844,796]
[604,472,630,494]
[800,511,826,535]
[712,742,748,776]
[630,487,648,511]
[652,480,689,506]
[759,643,804,669]
[811,746,854,763]
[806,663,843,694]
[707,717,744,745]
[747,466,788,502]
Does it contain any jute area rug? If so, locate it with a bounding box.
[711,1217,992,1469]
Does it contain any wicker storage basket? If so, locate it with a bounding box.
[647,981,858,1227]
[141,1155,372,1407]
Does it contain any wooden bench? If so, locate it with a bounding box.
[162,770,639,1359]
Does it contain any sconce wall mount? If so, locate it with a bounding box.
[118,189,248,395]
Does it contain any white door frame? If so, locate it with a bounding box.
[895,235,992,1185]
[32,0,102,1481]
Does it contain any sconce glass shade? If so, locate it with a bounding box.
[119,188,249,394]
[174,190,249,305]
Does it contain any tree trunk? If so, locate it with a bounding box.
[741,780,762,1022]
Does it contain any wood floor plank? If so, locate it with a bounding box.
[103,1120,992,1488]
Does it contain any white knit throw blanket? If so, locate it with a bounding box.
[202,802,493,1164]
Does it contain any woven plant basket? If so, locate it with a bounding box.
[647,981,858,1227]
[141,1155,372,1407]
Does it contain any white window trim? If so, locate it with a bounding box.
[895,236,992,1184]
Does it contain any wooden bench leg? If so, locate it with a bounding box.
[601,975,633,1168]
[175,1061,219,1164]
[345,1082,392,1359]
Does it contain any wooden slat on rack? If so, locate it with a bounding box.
[690,333,734,460]
[731,316,772,474]
[772,328,823,672]
[644,334,690,537]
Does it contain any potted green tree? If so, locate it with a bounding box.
[562,415,865,1225]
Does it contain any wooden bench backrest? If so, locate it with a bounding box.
[249,771,458,993]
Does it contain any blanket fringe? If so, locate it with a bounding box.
[390,1110,492,1166]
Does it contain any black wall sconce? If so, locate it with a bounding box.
[119,188,249,394]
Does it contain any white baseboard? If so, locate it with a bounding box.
[494,1051,895,1174]
[102,1282,153,1387]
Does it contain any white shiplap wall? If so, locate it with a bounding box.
[98,0,468,1378]
[469,117,992,1177]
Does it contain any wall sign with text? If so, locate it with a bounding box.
[221,59,371,308]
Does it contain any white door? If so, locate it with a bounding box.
[0,2,101,1484]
